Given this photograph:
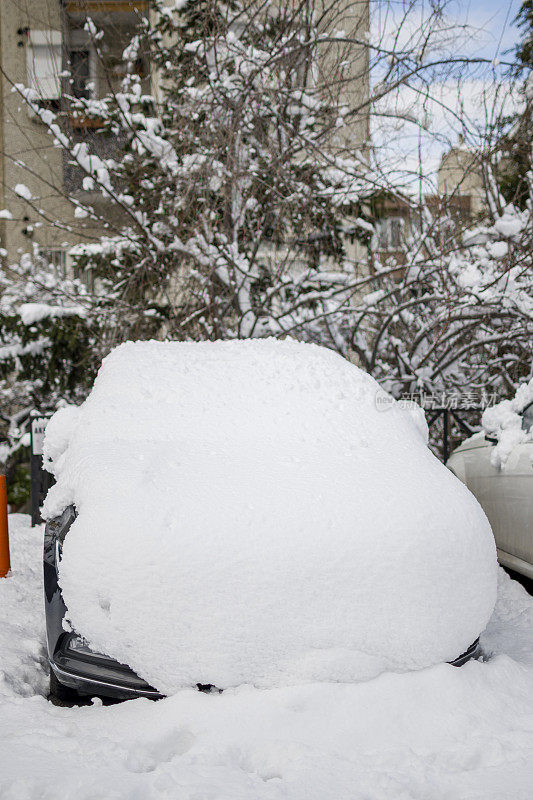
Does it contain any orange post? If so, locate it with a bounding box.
[0,475,10,577]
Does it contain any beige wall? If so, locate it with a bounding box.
[438,145,486,218]
[316,0,370,156]
[0,0,142,264]
[0,1,76,261]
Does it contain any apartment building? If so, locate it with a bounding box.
[373,138,490,270]
[437,137,487,218]
[0,0,147,266]
[0,0,370,270]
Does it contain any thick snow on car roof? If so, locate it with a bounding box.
[43,339,497,693]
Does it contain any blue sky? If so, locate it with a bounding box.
[450,0,522,63]
[371,1,526,190]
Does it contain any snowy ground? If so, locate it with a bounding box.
[1,515,533,800]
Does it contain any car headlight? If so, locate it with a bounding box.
[64,634,118,664]
[55,633,160,693]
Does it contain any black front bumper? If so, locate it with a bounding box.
[449,638,481,667]
[50,632,163,700]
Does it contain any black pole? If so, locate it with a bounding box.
[442,410,449,464]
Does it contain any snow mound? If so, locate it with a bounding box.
[43,339,497,693]
[493,207,527,239]
[0,515,48,698]
[482,377,533,468]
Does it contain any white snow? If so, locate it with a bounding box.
[0,339,48,362]
[0,209,13,219]
[493,208,526,239]
[84,17,103,41]
[13,184,32,201]
[18,302,86,326]
[487,240,509,259]
[0,516,48,697]
[43,339,496,693]
[1,515,532,799]
[482,377,533,468]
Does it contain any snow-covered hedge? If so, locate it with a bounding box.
[482,377,533,467]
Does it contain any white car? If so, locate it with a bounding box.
[447,402,533,580]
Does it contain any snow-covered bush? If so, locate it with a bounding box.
[2,0,531,445]
[0,254,96,463]
[482,376,533,467]
[10,0,376,351]
[352,200,533,401]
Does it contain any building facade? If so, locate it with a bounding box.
[0,0,147,266]
[0,1,370,270]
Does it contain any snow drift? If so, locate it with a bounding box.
[43,339,497,693]
[482,377,533,468]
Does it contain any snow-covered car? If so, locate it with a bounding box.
[447,398,533,581]
[43,508,482,703]
[43,340,497,703]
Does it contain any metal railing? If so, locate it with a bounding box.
[426,407,482,463]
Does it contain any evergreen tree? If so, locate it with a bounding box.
[516,0,533,72]
[497,1,532,208]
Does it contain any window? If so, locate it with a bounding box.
[26,30,62,109]
[389,219,402,249]
[37,246,94,289]
[37,247,67,278]
[69,49,91,100]
[73,263,94,291]
[376,217,404,251]
[67,29,97,102]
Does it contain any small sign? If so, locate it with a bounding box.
[31,417,48,456]
[30,413,54,526]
